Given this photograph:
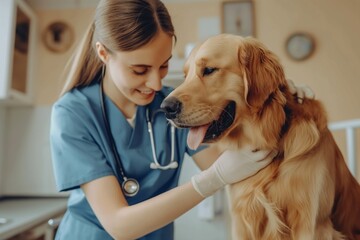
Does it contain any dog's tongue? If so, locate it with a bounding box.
[187,124,210,150]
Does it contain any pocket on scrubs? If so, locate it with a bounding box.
[55,212,112,240]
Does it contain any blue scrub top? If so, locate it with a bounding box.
[50,80,206,240]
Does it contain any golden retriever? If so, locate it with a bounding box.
[161,34,360,240]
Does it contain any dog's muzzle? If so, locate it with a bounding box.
[161,97,236,144]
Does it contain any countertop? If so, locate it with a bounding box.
[0,197,68,240]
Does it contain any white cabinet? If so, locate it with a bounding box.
[0,0,37,105]
[0,108,5,196]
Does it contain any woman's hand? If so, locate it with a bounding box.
[287,79,315,103]
[191,146,277,198]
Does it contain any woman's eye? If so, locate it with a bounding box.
[133,68,148,75]
[203,67,217,76]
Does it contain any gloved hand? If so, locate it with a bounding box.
[191,146,277,198]
[287,79,315,103]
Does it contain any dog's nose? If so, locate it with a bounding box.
[160,97,182,119]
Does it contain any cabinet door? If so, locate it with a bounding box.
[0,0,15,99]
[0,0,37,105]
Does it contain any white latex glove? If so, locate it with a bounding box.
[287,79,315,103]
[191,146,277,198]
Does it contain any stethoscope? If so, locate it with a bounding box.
[99,81,178,197]
[146,108,178,170]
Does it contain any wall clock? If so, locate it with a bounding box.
[286,32,315,61]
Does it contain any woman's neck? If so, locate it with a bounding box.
[103,74,136,119]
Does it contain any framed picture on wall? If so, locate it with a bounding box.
[221,0,255,37]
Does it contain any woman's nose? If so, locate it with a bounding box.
[146,72,162,91]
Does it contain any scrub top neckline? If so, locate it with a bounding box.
[126,111,137,128]
[103,93,145,149]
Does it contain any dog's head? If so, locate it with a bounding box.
[161,34,291,150]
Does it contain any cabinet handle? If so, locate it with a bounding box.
[48,217,62,228]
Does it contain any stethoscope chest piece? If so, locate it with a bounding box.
[122,178,140,197]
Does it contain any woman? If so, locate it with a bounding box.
[50,0,312,239]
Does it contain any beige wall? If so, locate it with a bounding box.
[34,8,95,104]
[33,0,360,177]
[166,1,222,58]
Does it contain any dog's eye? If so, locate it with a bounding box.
[203,67,217,76]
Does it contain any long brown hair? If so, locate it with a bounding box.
[60,0,175,96]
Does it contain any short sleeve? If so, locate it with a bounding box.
[186,144,208,157]
[50,104,113,192]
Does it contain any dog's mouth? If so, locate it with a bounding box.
[186,101,236,150]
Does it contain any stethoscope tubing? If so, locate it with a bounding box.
[146,108,178,170]
[100,80,140,197]
[100,81,127,181]
[99,79,177,196]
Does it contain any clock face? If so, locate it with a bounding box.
[286,33,315,61]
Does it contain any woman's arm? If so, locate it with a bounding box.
[81,145,221,240]
[82,175,203,240]
[82,145,274,240]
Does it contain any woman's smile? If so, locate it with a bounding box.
[137,88,156,99]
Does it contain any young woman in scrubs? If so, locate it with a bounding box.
[50,0,313,239]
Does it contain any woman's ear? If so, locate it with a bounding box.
[96,42,109,63]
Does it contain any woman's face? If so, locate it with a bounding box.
[102,31,173,107]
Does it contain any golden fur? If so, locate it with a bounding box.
[166,34,360,240]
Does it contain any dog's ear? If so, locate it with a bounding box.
[238,37,289,145]
[238,37,287,110]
